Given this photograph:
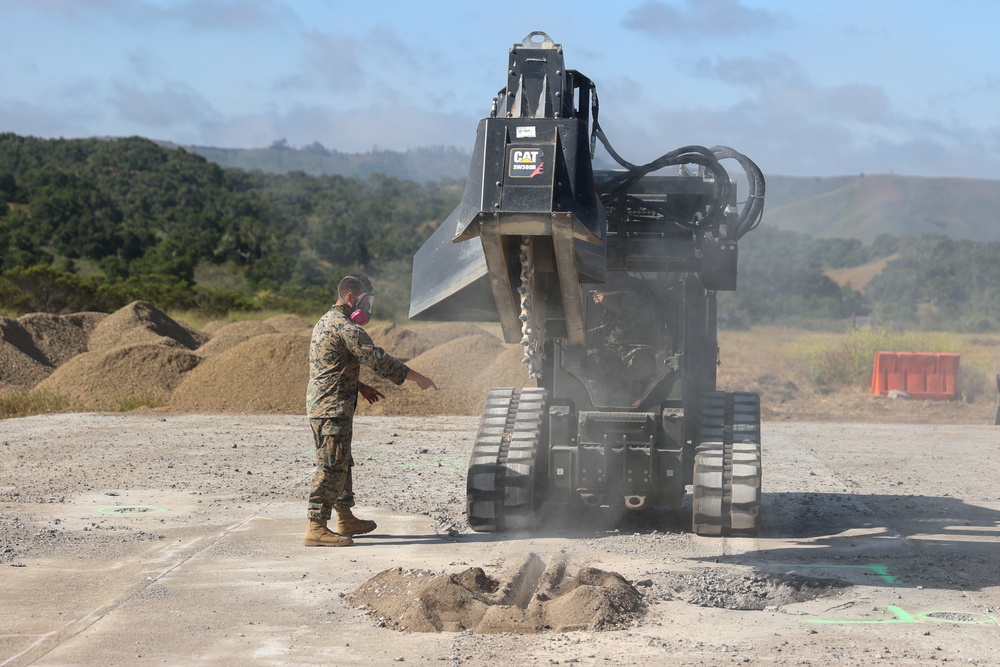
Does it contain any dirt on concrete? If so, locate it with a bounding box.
[349,553,647,633]
[2,414,999,665]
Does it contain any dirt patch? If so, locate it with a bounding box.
[348,553,645,633]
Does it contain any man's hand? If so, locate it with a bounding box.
[358,382,385,404]
[406,369,438,391]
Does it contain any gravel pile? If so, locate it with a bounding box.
[8,300,530,414]
[1,312,105,392]
[33,344,201,409]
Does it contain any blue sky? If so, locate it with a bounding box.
[2,0,998,180]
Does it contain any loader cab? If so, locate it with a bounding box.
[554,270,684,410]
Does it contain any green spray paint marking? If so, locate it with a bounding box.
[774,563,899,585]
[809,605,997,625]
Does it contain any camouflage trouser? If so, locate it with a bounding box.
[308,417,355,521]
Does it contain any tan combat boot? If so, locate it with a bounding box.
[303,519,353,547]
[334,507,377,536]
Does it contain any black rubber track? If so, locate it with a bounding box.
[466,387,547,532]
[692,391,762,537]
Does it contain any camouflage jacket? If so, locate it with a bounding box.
[306,305,409,419]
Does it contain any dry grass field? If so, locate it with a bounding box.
[716,326,1000,424]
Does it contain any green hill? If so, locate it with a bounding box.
[177,141,470,183]
[174,143,1000,243]
[763,174,1000,242]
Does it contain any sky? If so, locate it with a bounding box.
[2,0,999,180]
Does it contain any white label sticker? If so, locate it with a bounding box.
[516,126,536,138]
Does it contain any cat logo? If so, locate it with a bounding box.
[508,147,545,178]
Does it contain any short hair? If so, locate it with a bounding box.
[338,273,373,298]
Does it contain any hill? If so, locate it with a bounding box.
[763,174,1000,242]
[177,141,471,183]
[174,143,1000,242]
[823,253,900,293]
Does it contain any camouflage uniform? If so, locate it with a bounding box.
[306,304,409,522]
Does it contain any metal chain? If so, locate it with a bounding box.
[518,236,542,380]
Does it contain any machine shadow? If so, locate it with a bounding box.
[696,490,1000,593]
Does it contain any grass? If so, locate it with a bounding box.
[0,390,69,419]
[1,391,167,419]
[717,325,1000,403]
[115,397,166,412]
[792,326,958,391]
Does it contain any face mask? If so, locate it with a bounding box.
[350,292,374,325]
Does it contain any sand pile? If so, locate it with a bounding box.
[348,553,645,633]
[170,333,310,413]
[261,314,312,333]
[88,300,208,352]
[6,300,531,415]
[366,323,433,361]
[196,320,280,357]
[1,312,106,392]
[33,344,201,409]
[362,333,530,416]
[17,312,104,366]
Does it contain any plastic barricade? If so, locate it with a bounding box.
[870,351,959,400]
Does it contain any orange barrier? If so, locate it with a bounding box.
[871,351,959,400]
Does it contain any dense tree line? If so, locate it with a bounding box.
[0,134,996,331]
[0,134,459,317]
[722,229,999,331]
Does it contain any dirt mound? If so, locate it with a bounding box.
[366,323,434,361]
[88,301,208,352]
[201,320,228,335]
[196,320,279,357]
[1,339,50,392]
[32,343,201,409]
[469,344,535,399]
[17,312,105,366]
[1,312,108,391]
[362,333,515,416]
[417,322,498,349]
[1,318,49,391]
[170,333,309,413]
[349,553,645,633]
[262,314,312,333]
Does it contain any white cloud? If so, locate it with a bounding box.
[12,0,294,30]
[621,0,778,38]
[110,83,215,128]
[0,100,91,138]
[198,103,480,152]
